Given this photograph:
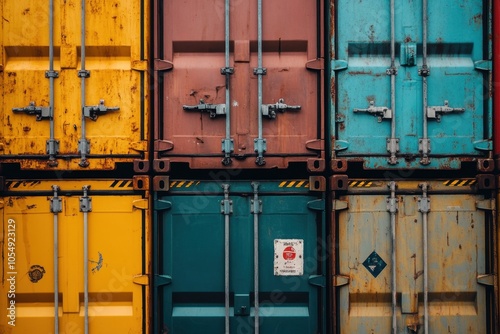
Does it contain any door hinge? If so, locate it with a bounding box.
[132,199,149,210]
[332,59,348,71]
[131,60,148,72]
[154,140,174,152]
[305,58,324,71]
[154,59,174,72]
[333,275,350,287]
[79,186,92,213]
[155,275,172,287]
[473,139,492,151]
[332,199,348,211]
[305,139,324,151]
[130,141,148,152]
[334,140,349,152]
[474,60,492,71]
[476,199,494,211]
[154,200,172,211]
[133,274,149,286]
[307,199,325,211]
[308,275,326,287]
[477,274,495,286]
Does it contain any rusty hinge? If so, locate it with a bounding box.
[305,58,324,71]
[305,139,324,151]
[332,200,348,211]
[154,59,173,72]
[333,275,350,287]
[154,140,174,152]
[131,60,148,72]
[477,274,495,286]
[130,141,148,152]
[132,199,149,210]
[133,274,149,286]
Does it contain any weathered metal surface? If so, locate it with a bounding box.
[0,179,150,333]
[153,0,325,171]
[0,1,149,170]
[332,0,492,170]
[333,178,496,333]
[153,179,326,333]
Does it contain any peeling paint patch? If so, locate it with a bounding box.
[28,265,46,283]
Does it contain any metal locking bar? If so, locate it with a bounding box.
[83,100,120,121]
[79,185,92,334]
[221,0,234,166]
[50,185,62,334]
[220,184,232,334]
[78,0,90,167]
[419,0,431,165]
[261,98,301,119]
[386,0,399,165]
[426,100,464,122]
[183,100,226,118]
[418,183,430,334]
[353,101,393,122]
[253,0,266,166]
[12,102,51,121]
[251,182,262,333]
[387,181,398,334]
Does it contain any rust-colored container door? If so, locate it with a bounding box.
[153,0,324,172]
[0,1,149,171]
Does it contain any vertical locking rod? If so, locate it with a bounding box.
[251,182,262,333]
[221,184,232,334]
[419,183,430,333]
[221,0,234,166]
[50,185,62,333]
[47,0,59,166]
[254,0,267,166]
[387,0,398,164]
[419,0,431,165]
[78,0,90,167]
[387,181,398,334]
[80,186,92,334]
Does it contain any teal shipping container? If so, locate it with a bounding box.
[153,177,326,333]
[330,0,493,171]
[332,177,498,333]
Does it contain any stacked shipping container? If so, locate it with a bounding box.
[0,0,499,334]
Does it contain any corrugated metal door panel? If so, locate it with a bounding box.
[337,187,492,333]
[155,0,324,171]
[0,1,148,170]
[0,187,147,333]
[333,0,491,170]
[154,180,325,333]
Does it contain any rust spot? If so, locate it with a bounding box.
[472,13,482,25]
[459,244,462,250]
[23,126,31,132]
[27,204,36,209]
[28,265,46,283]
[404,36,412,43]
[189,90,198,96]
[22,8,30,15]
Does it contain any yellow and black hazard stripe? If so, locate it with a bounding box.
[169,180,200,188]
[348,180,374,187]
[6,180,42,189]
[109,180,134,188]
[442,179,476,187]
[278,180,309,188]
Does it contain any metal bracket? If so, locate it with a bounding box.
[477,274,495,286]
[386,138,400,164]
[221,138,234,165]
[418,183,430,213]
[50,185,62,213]
[183,99,226,118]
[45,70,59,78]
[46,139,60,157]
[419,139,431,165]
[220,67,234,75]
[12,102,51,121]
[418,65,430,77]
[221,184,233,215]
[354,101,392,122]
[253,67,267,75]
[400,42,416,66]
[387,182,398,213]
[308,275,326,287]
[333,275,350,287]
[251,182,262,214]
[261,98,301,119]
[254,138,267,166]
[155,275,172,287]
[78,70,90,78]
[79,186,92,213]
[84,100,119,121]
[426,100,464,122]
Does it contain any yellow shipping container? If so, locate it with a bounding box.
[0,0,149,171]
[0,178,150,333]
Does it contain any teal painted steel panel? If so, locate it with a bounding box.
[336,180,495,333]
[153,180,325,334]
[331,0,492,169]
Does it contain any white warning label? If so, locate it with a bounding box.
[274,239,304,276]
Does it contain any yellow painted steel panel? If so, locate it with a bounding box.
[337,189,493,333]
[0,0,149,170]
[0,189,149,333]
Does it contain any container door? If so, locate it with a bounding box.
[155,0,324,171]
[154,180,325,333]
[336,180,495,333]
[333,0,491,169]
[0,1,148,170]
[0,184,147,333]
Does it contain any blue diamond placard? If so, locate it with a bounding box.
[362,251,387,278]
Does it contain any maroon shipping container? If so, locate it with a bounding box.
[152,0,325,172]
